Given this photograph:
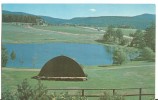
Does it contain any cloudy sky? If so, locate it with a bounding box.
[2,4,155,19]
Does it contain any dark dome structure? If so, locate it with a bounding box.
[33,56,87,81]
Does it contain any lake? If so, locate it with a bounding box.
[4,43,113,68]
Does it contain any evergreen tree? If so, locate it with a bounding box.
[130,30,146,48]
[103,26,115,42]
[115,29,123,44]
[2,46,9,67]
[144,24,155,51]
[10,50,16,61]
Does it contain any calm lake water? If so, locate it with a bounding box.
[4,43,113,68]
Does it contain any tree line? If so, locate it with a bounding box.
[103,24,155,51]
[103,24,155,65]
[130,24,155,51]
[2,14,41,23]
[2,46,16,67]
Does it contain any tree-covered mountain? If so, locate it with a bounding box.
[2,10,32,15]
[68,14,155,29]
[2,10,42,23]
[2,10,155,29]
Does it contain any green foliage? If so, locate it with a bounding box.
[113,48,127,65]
[141,47,155,61]
[103,26,123,44]
[115,29,123,44]
[99,92,124,100]
[2,90,16,100]
[144,24,155,51]
[2,79,88,100]
[103,26,115,43]
[2,79,50,100]
[10,50,16,61]
[16,79,34,100]
[2,46,9,67]
[50,92,87,100]
[31,81,50,100]
[125,47,139,61]
[130,30,146,48]
[16,79,50,100]
[130,24,155,52]
[2,14,41,23]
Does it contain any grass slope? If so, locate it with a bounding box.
[2,23,103,44]
[2,23,137,44]
[2,61,155,100]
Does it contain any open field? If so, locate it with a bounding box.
[2,61,155,99]
[2,23,103,44]
[2,23,137,44]
[33,25,104,34]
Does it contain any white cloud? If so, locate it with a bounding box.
[89,8,96,12]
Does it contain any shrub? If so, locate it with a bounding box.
[2,79,87,100]
[2,90,15,100]
[99,92,124,100]
[50,92,87,100]
[2,46,9,67]
[113,48,127,65]
[2,79,50,100]
[16,79,33,100]
[31,81,50,100]
[141,47,155,61]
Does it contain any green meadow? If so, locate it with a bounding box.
[2,23,137,44]
[2,23,102,44]
[2,61,155,100]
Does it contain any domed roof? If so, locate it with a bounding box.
[38,56,86,78]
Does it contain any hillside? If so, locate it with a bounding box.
[2,10,155,29]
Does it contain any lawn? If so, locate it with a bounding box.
[2,61,155,100]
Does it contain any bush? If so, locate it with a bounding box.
[113,48,127,65]
[50,92,87,100]
[2,79,50,100]
[2,90,15,100]
[16,79,33,100]
[2,79,87,100]
[99,92,124,100]
[141,47,155,61]
[2,46,9,67]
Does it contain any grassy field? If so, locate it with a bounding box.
[2,61,155,100]
[2,23,103,44]
[2,23,137,44]
[33,25,104,34]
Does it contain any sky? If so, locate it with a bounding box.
[2,4,155,19]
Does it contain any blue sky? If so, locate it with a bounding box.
[2,4,155,19]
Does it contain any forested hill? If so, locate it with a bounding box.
[2,10,43,24]
[69,14,155,29]
[2,10,155,29]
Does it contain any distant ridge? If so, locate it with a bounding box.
[2,10,33,16]
[2,10,155,29]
